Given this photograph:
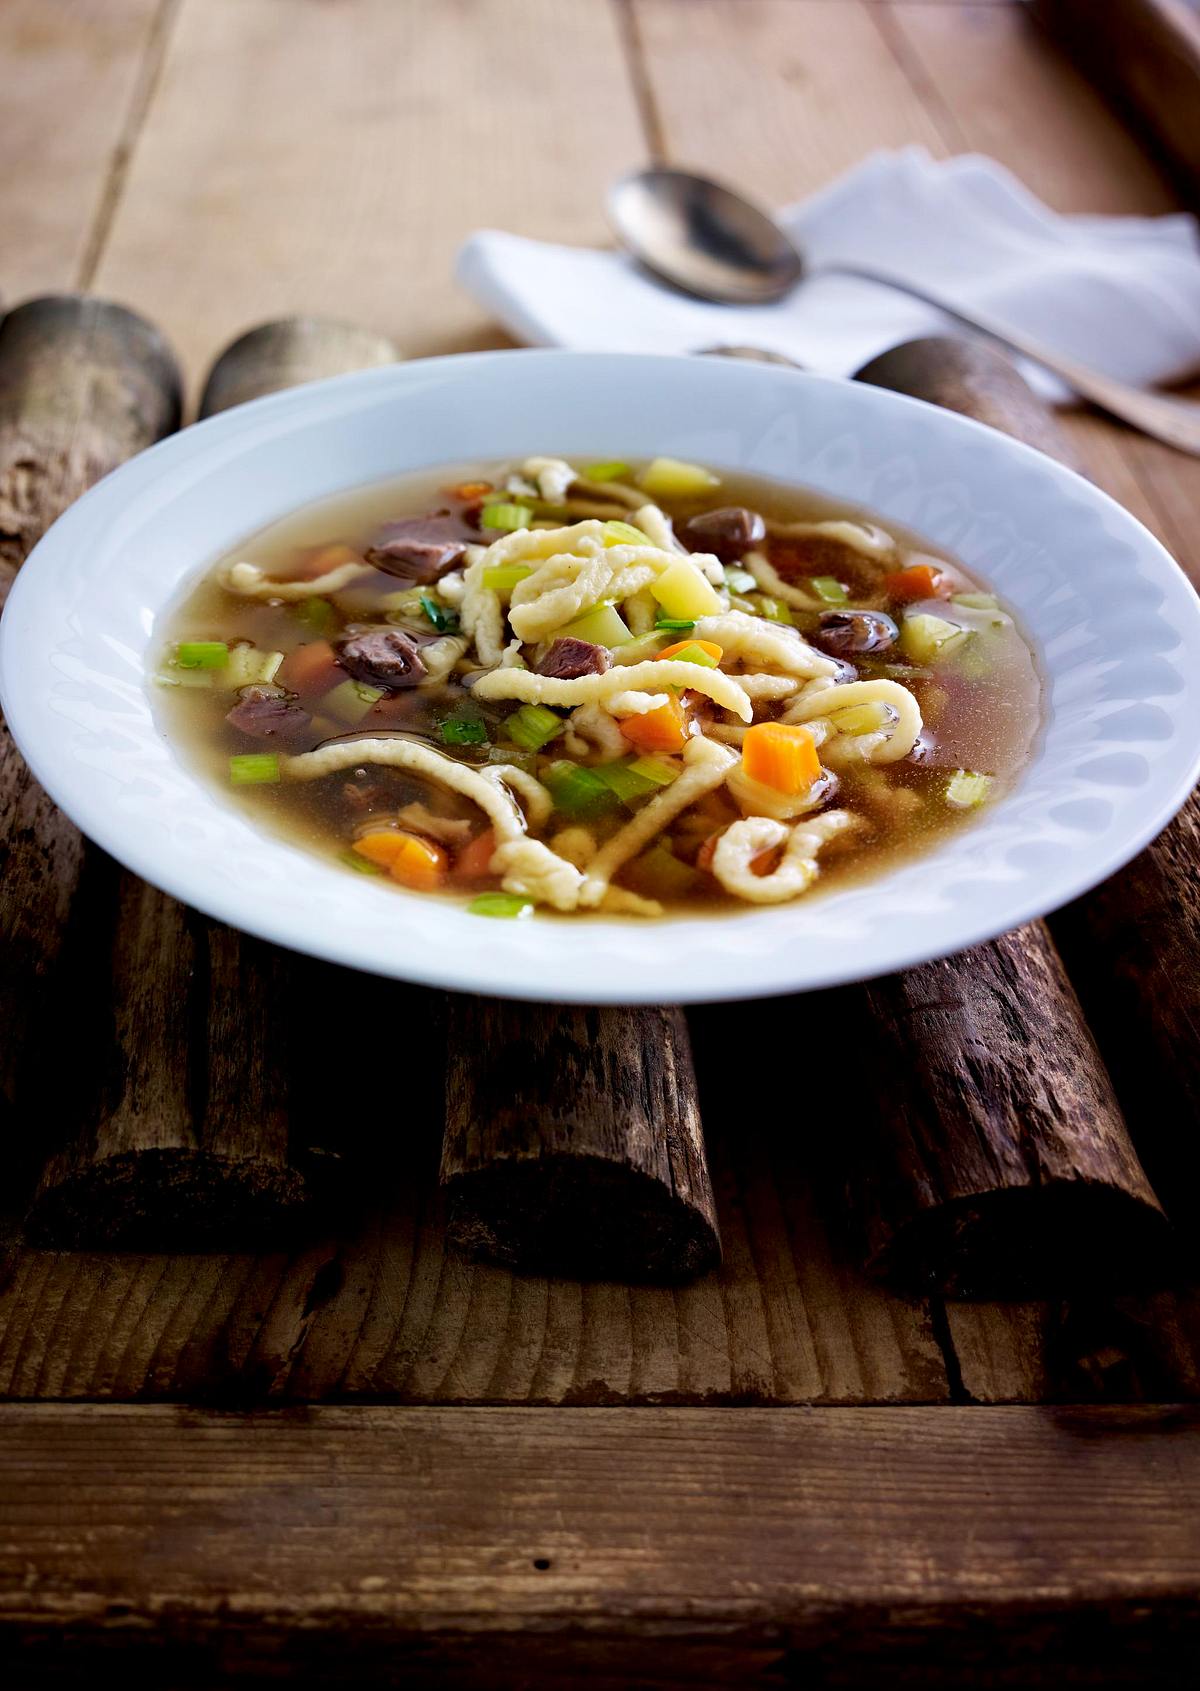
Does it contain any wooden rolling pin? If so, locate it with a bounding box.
[24,315,395,1247]
[829,337,1172,1295]
[0,297,180,1200]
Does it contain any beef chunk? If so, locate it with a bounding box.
[336,627,428,689]
[537,637,612,679]
[366,515,469,584]
[225,686,312,741]
[683,506,766,560]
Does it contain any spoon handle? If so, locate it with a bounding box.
[828,260,1200,455]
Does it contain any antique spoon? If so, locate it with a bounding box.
[608,167,1200,455]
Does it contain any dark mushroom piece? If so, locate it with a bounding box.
[336,627,428,689]
[812,609,898,657]
[683,505,766,560]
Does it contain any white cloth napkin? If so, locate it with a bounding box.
[457,147,1200,402]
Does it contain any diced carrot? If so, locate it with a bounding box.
[294,542,363,581]
[618,695,688,755]
[447,480,493,501]
[883,562,952,601]
[353,829,448,890]
[657,639,724,665]
[452,829,497,881]
[276,639,342,697]
[695,832,721,873]
[742,722,821,795]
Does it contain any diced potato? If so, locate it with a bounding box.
[898,613,971,665]
[637,457,720,499]
[650,556,725,620]
[561,601,634,646]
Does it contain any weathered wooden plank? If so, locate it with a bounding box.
[1,1403,1198,1687]
[90,0,645,389]
[0,0,169,300]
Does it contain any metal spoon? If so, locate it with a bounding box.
[608,167,1200,456]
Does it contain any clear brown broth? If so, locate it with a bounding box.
[155,461,1042,914]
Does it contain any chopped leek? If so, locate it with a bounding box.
[830,701,893,736]
[952,591,999,611]
[654,617,695,632]
[661,641,719,669]
[469,892,535,918]
[293,597,338,637]
[650,556,724,620]
[503,703,565,751]
[543,760,619,818]
[585,461,631,482]
[623,843,699,900]
[594,759,661,805]
[603,520,652,547]
[340,848,383,875]
[945,769,993,809]
[481,562,533,594]
[808,576,848,606]
[561,601,634,646]
[616,630,668,662]
[627,755,680,787]
[899,612,971,665]
[229,753,280,786]
[480,502,532,532]
[723,566,757,594]
[638,457,720,499]
[322,678,385,725]
[420,594,460,634]
[175,641,228,670]
[226,644,284,688]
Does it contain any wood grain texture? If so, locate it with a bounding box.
[443,1003,720,1281]
[90,0,645,391]
[24,318,403,1249]
[0,1083,945,1403]
[0,0,170,300]
[2,1403,1199,1686]
[1030,0,1200,201]
[0,298,181,1210]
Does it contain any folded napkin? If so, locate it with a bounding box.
[457,147,1200,402]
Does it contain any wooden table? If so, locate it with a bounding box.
[3,2,1200,1683]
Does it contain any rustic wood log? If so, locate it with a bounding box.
[1031,0,1200,206]
[827,336,1171,1295]
[442,1001,718,1282]
[24,315,400,1248]
[0,297,180,1202]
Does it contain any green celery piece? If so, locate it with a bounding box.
[294,597,338,637]
[543,760,619,818]
[469,892,535,918]
[480,502,532,533]
[594,760,659,805]
[481,562,533,594]
[660,641,719,668]
[627,755,680,787]
[504,703,565,751]
[723,566,757,594]
[229,753,280,786]
[751,596,793,625]
[340,849,384,875]
[561,601,634,647]
[624,843,699,900]
[952,591,999,611]
[584,461,631,482]
[807,576,848,605]
[175,640,228,670]
[602,520,651,547]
